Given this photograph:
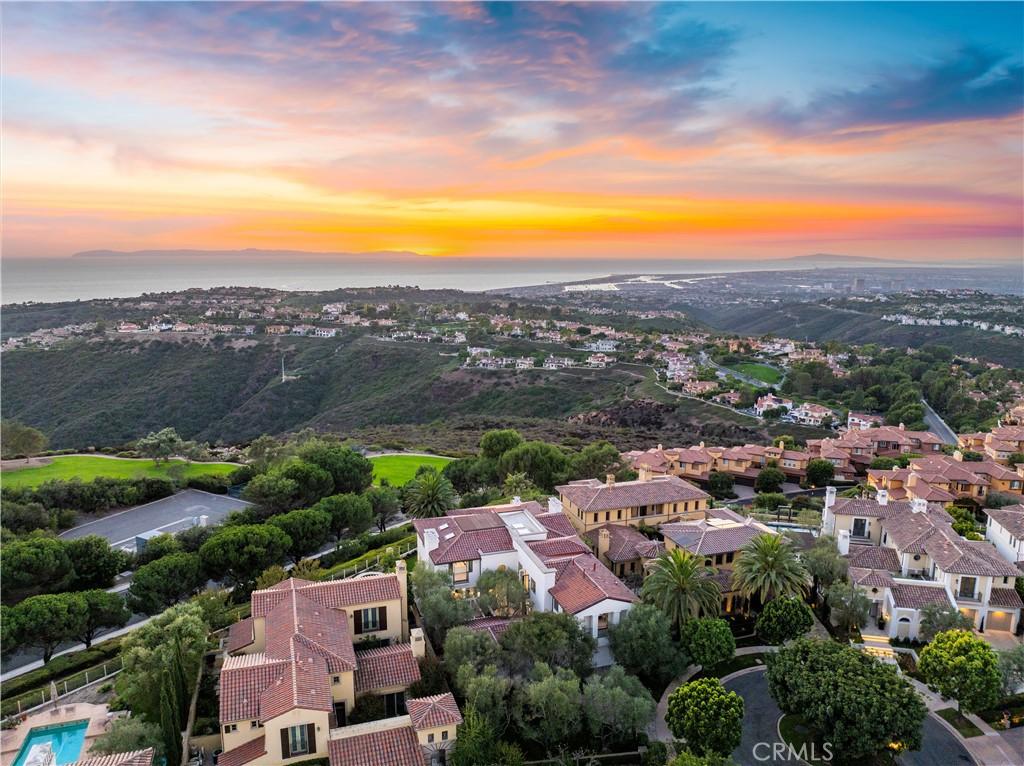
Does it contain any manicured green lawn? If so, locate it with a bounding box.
[370,454,452,486]
[0,455,236,488]
[727,362,783,384]
[692,652,766,680]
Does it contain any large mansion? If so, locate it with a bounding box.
[219,565,462,766]
[823,488,1022,640]
[556,473,711,533]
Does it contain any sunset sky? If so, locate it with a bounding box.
[3,1,1022,261]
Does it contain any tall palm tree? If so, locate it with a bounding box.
[641,548,721,632]
[405,471,457,518]
[731,533,808,604]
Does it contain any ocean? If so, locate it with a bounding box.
[0,255,759,304]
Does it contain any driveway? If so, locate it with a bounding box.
[724,668,973,766]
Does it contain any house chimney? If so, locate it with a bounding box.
[597,528,611,561]
[657,443,663,451]
[699,441,705,448]
[824,486,837,510]
[778,440,785,449]
[953,450,964,462]
[876,489,889,506]
[395,559,410,641]
[837,529,851,556]
[422,527,440,555]
[911,498,927,514]
[410,627,426,659]
[606,473,615,486]
[898,422,905,430]
[512,495,521,505]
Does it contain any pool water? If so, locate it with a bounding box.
[12,721,89,766]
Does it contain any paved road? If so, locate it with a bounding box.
[921,399,958,445]
[725,668,973,766]
[60,489,252,548]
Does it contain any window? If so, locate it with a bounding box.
[441,730,448,741]
[616,510,622,520]
[332,675,340,684]
[250,721,259,729]
[288,725,309,757]
[852,518,868,538]
[354,606,387,634]
[597,613,610,638]
[725,551,734,564]
[383,691,407,717]
[428,734,435,744]
[605,512,610,521]
[452,561,471,584]
[958,577,977,599]
[224,724,238,734]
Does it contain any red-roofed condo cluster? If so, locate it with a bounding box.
[218,563,462,766]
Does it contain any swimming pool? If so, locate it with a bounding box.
[11,720,89,766]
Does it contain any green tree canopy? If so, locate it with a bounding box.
[1,536,75,602]
[8,592,86,663]
[731,533,807,603]
[72,590,130,648]
[443,626,500,679]
[582,664,656,747]
[569,441,628,481]
[707,471,735,499]
[268,507,332,563]
[754,466,786,494]
[241,471,299,517]
[410,566,473,644]
[136,427,183,464]
[801,535,848,598]
[90,718,164,759]
[0,420,48,460]
[512,663,582,751]
[666,678,744,757]
[479,429,524,461]
[364,485,401,532]
[766,638,926,761]
[500,611,596,679]
[919,602,973,641]
[805,459,835,488]
[642,548,721,632]
[309,493,374,541]
[680,618,735,669]
[825,581,870,638]
[919,630,1002,713]
[496,441,569,491]
[128,553,207,615]
[476,568,531,617]
[66,535,128,590]
[199,524,291,589]
[456,664,513,735]
[297,443,374,494]
[404,470,457,518]
[755,596,814,645]
[449,707,524,766]
[607,603,689,686]
[277,459,334,508]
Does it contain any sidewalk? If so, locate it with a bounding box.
[906,676,1021,766]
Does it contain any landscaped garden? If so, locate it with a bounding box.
[369,453,452,486]
[1,455,236,488]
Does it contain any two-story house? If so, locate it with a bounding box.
[867,454,1024,506]
[827,489,1023,639]
[219,566,462,766]
[413,500,637,666]
[985,503,1024,574]
[958,426,1024,465]
[809,425,944,475]
[582,524,664,583]
[660,508,776,613]
[556,474,710,533]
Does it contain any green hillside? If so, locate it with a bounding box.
[691,302,1024,367]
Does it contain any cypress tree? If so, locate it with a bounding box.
[160,673,182,766]
[171,638,191,722]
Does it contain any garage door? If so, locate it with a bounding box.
[988,610,1013,631]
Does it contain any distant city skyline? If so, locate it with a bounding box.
[2,1,1022,261]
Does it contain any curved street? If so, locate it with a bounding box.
[723,668,974,766]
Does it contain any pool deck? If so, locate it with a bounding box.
[1,704,111,766]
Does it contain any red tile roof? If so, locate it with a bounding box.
[985,504,1024,539]
[849,567,895,589]
[661,510,773,556]
[890,584,953,609]
[328,726,425,766]
[846,544,901,573]
[354,643,421,693]
[218,736,266,766]
[549,553,638,614]
[464,616,516,642]
[583,524,663,563]
[556,475,708,512]
[226,617,254,653]
[528,537,591,561]
[252,575,401,617]
[407,693,463,730]
[989,587,1024,609]
[534,511,577,539]
[413,515,515,564]
[70,750,155,766]
[220,655,290,722]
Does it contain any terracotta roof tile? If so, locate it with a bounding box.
[849,567,895,589]
[549,553,637,614]
[583,524,664,563]
[218,737,265,766]
[989,587,1024,609]
[890,583,953,609]
[985,505,1024,539]
[252,575,401,617]
[354,643,421,693]
[328,725,424,766]
[70,750,155,766]
[846,544,900,572]
[407,693,463,730]
[464,616,516,642]
[226,617,254,653]
[556,475,708,512]
[661,511,773,556]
